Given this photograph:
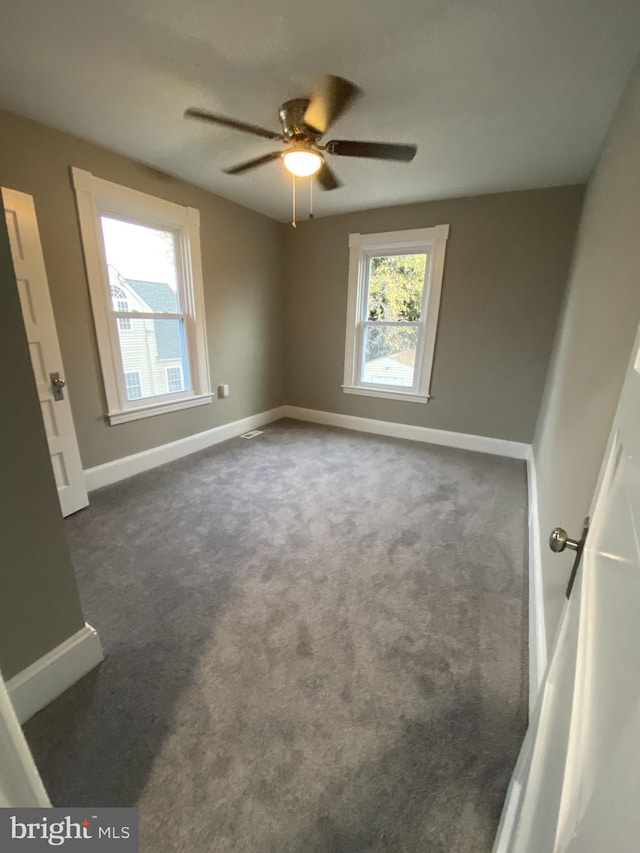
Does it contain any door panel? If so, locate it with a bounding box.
[496,325,640,851]
[2,187,88,517]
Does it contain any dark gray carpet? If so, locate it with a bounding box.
[24,419,528,852]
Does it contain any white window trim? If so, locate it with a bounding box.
[343,225,449,403]
[72,167,212,425]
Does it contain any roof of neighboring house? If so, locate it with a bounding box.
[125,278,182,361]
[389,349,416,367]
[125,279,179,313]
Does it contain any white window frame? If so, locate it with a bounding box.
[165,364,184,393]
[72,167,212,425]
[343,225,449,404]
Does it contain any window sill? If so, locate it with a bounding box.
[108,393,213,425]
[342,385,430,404]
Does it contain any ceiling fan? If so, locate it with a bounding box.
[184,75,417,191]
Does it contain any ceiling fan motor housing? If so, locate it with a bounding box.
[279,99,318,141]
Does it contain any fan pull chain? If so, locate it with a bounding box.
[291,174,296,228]
[309,178,314,220]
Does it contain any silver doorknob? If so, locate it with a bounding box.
[49,371,66,401]
[549,527,580,553]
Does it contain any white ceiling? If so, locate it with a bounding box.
[0,0,639,221]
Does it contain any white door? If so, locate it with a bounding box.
[495,326,640,852]
[2,187,89,517]
[0,668,50,807]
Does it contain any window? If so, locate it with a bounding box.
[124,370,143,400]
[165,365,184,394]
[111,285,132,331]
[343,225,449,403]
[72,168,211,425]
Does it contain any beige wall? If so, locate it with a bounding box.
[283,186,584,443]
[0,208,85,680]
[0,109,285,470]
[534,59,640,648]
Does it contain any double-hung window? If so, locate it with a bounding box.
[72,168,211,424]
[343,225,449,403]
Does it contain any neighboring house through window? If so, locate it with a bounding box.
[343,225,449,403]
[166,365,184,393]
[72,167,211,424]
[111,283,132,331]
[124,370,143,400]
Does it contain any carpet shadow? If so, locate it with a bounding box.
[280,692,526,853]
[24,562,236,807]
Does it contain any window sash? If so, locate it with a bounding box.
[360,320,421,328]
[100,223,194,411]
[113,312,192,395]
[356,250,431,393]
[362,251,428,323]
[101,213,186,315]
[357,320,423,392]
[111,311,186,321]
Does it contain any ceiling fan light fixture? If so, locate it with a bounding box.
[282,149,323,177]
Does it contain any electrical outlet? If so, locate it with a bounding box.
[218,384,230,398]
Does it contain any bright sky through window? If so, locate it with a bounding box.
[101,217,178,290]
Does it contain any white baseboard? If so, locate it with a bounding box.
[282,405,530,459]
[7,624,104,724]
[84,405,288,491]
[526,448,547,715]
[85,403,529,491]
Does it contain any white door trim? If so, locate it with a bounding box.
[526,448,547,714]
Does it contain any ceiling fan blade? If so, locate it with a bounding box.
[304,75,362,135]
[184,107,283,141]
[224,151,283,175]
[316,161,342,191]
[327,140,417,162]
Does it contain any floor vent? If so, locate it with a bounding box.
[240,429,264,439]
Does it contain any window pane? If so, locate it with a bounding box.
[101,217,180,313]
[367,254,427,321]
[118,318,191,400]
[362,325,418,387]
